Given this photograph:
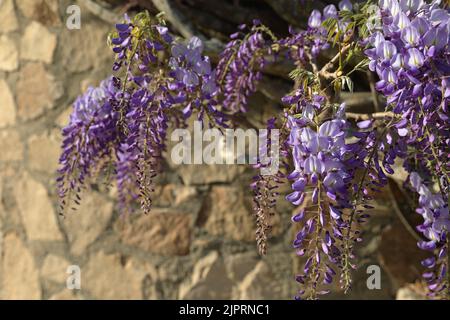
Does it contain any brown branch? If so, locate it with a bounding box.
[388,180,422,242]
[367,70,381,112]
[318,44,351,80]
[151,0,199,39]
[79,0,120,23]
[345,111,395,121]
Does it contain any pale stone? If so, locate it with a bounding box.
[83,251,157,299]
[179,251,233,299]
[0,130,23,161]
[0,230,3,263]
[16,0,60,26]
[116,209,191,256]
[40,254,70,283]
[396,283,427,300]
[225,252,259,282]
[0,35,18,71]
[0,0,18,33]
[1,233,41,299]
[0,181,3,224]
[16,63,63,120]
[236,261,280,299]
[203,186,255,242]
[177,164,245,185]
[155,184,198,207]
[55,106,73,128]
[21,21,57,64]
[14,172,62,241]
[27,130,61,173]
[0,200,3,258]
[0,80,16,128]
[48,290,81,300]
[60,22,112,73]
[62,192,113,256]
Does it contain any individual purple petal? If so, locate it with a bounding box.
[308,10,322,29]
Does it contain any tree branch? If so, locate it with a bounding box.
[345,111,395,121]
[318,44,351,80]
[79,0,120,24]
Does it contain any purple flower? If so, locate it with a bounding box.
[216,22,269,112]
[339,0,353,11]
[409,171,449,296]
[401,26,420,46]
[406,48,424,68]
[308,10,322,29]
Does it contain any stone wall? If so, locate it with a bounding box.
[0,0,426,300]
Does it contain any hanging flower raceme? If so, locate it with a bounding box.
[168,36,227,127]
[409,172,450,298]
[363,1,450,293]
[364,0,449,175]
[282,90,360,299]
[58,13,233,216]
[251,118,287,256]
[278,4,337,65]
[216,20,275,113]
[57,77,120,215]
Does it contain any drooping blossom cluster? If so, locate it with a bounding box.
[410,172,449,297]
[279,5,333,64]
[363,0,450,295]
[57,77,120,214]
[251,117,287,256]
[364,0,449,179]
[216,20,273,113]
[280,87,375,298]
[58,14,230,216]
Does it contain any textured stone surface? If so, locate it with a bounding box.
[225,252,259,282]
[0,35,18,71]
[396,283,427,300]
[27,130,61,173]
[177,164,245,185]
[1,233,41,299]
[179,251,233,299]
[117,209,192,256]
[48,290,81,300]
[203,186,255,242]
[0,80,16,128]
[60,22,111,73]
[236,261,281,299]
[55,106,73,128]
[14,172,62,241]
[16,63,63,120]
[40,254,71,283]
[0,130,23,161]
[0,0,18,33]
[62,192,113,256]
[154,184,198,207]
[83,251,157,299]
[20,21,57,64]
[16,0,60,26]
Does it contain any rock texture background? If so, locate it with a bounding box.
[0,0,427,300]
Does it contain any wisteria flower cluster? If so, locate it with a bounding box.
[58,13,229,217]
[216,21,275,113]
[363,0,449,297]
[58,1,449,299]
[410,172,450,296]
[285,94,355,298]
